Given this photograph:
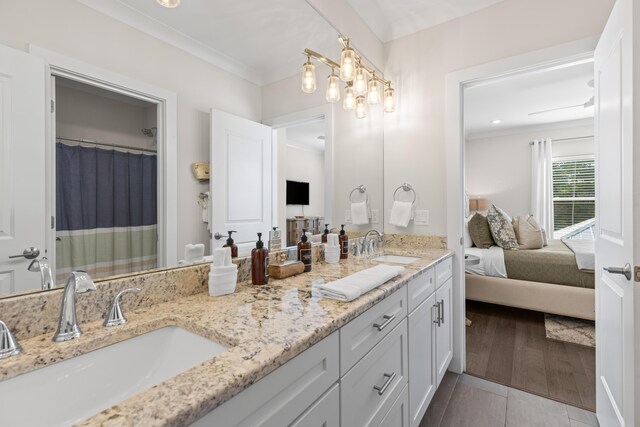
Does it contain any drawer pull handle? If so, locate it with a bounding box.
[373,372,396,396]
[439,299,445,324]
[373,314,395,331]
[433,303,441,326]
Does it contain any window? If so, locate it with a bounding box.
[552,157,595,231]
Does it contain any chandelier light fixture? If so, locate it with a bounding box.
[156,0,181,8]
[301,35,396,118]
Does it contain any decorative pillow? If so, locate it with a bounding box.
[468,213,495,248]
[486,205,518,250]
[464,215,473,248]
[512,215,543,249]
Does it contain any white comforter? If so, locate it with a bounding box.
[561,239,595,271]
[465,246,507,278]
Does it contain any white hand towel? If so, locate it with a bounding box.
[351,201,370,225]
[317,264,405,302]
[212,247,229,267]
[184,243,205,263]
[389,201,413,227]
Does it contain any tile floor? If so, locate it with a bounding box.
[420,372,599,427]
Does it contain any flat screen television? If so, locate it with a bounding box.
[286,180,309,205]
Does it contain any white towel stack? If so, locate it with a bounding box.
[317,264,405,301]
[179,243,205,265]
[389,201,413,227]
[209,247,238,296]
[350,201,370,225]
[324,233,340,264]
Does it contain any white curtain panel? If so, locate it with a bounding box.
[530,139,554,237]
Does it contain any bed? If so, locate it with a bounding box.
[465,240,595,320]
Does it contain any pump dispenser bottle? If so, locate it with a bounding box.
[251,233,269,286]
[223,231,238,258]
[297,228,312,272]
[339,225,349,260]
[269,227,282,251]
[321,224,330,243]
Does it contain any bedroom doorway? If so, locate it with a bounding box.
[461,58,597,411]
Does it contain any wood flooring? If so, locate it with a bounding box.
[465,301,596,411]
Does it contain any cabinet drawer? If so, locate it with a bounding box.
[193,331,339,427]
[341,319,408,427]
[378,384,409,427]
[435,256,452,289]
[290,383,339,427]
[406,267,435,313]
[340,288,407,375]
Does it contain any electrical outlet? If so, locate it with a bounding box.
[371,209,379,224]
[414,210,430,226]
[344,209,352,224]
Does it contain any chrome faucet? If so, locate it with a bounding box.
[0,320,21,359]
[104,288,141,327]
[52,271,96,342]
[362,229,384,256]
[28,257,55,291]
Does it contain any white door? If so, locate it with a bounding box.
[594,0,637,425]
[0,44,47,296]
[210,109,272,256]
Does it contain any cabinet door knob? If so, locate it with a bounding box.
[373,314,395,331]
[373,372,396,396]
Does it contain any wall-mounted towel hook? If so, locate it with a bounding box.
[349,185,368,203]
[393,183,416,204]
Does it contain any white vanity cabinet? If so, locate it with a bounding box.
[407,256,454,427]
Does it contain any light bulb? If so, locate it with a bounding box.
[301,59,316,94]
[156,0,180,7]
[356,96,367,119]
[384,86,396,113]
[354,66,368,95]
[326,71,340,103]
[340,46,356,82]
[343,84,356,110]
[367,75,381,105]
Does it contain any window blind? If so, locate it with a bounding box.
[552,158,595,231]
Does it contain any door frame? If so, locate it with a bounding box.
[28,45,178,272]
[263,104,335,231]
[444,37,598,373]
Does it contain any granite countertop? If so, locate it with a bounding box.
[1,247,452,426]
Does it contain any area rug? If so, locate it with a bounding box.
[544,314,595,348]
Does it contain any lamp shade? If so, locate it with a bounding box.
[325,72,340,103]
[301,60,316,94]
[469,198,491,212]
[367,76,381,105]
[340,46,356,82]
[343,84,356,110]
[355,96,367,119]
[353,66,368,95]
[384,86,395,113]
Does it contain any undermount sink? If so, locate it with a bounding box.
[0,326,228,427]
[371,254,420,265]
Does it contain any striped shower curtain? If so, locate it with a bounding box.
[55,143,157,282]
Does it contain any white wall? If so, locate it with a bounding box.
[465,123,594,217]
[283,145,325,218]
[56,84,157,151]
[0,0,262,258]
[383,0,614,237]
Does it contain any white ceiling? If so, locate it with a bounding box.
[464,61,595,139]
[286,120,325,153]
[79,0,340,85]
[346,0,505,42]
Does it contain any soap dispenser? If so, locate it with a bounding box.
[269,227,282,251]
[251,233,269,286]
[321,223,330,243]
[297,228,312,272]
[339,225,349,260]
[223,231,238,258]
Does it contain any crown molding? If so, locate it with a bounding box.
[465,117,594,141]
[76,0,262,85]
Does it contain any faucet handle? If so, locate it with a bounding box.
[104,288,141,327]
[0,320,21,359]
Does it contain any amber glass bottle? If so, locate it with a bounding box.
[297,228,312,272]
[321,223,330,243]
[223,230,238,258]
[251,233,269,286]
[339,224,349,260]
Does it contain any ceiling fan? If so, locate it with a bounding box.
[528,79,594,116]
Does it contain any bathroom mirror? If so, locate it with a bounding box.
[0,0,384,299]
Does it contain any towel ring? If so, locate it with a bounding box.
[393,183,416,204]
[349,185,369,203]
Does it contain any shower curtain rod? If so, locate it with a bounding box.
[56,136,157,154]
[528,135,594,145]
